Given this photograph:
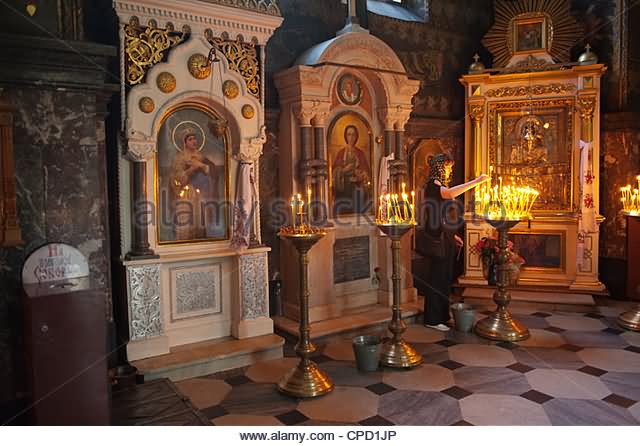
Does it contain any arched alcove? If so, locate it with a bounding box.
[273,29,420,328]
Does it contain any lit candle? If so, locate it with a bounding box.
[291,195,296,230]
[307,188,312,227]
[386,194,391,223]
[411,191,416,222]
[402,192,408,221]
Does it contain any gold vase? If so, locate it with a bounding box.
[277,231,334,398]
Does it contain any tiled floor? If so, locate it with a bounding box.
[172,308,640,426]
[111,379,210,425]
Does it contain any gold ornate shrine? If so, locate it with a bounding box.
[459,0,607,300]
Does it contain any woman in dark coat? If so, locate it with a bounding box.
[422,154,490,331]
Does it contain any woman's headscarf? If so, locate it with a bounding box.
[428,153,454,186]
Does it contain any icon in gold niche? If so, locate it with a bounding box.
[138,97,155,114]
[157,72,177,93]
[187,53,211,80]
[223,80,239,99]
[242,104,255,119]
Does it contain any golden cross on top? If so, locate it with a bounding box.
[585,44,592,52]
[473,54,480,63]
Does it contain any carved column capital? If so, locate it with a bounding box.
[312,107,331,127]
[469,103,486,122]
[393,105,412,131]
[378,106,409,131]
[577,94,597,119]
[293,102,315,127]
[377,108,393,131]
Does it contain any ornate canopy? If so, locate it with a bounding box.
[482,0,582,68]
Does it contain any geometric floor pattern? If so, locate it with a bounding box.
[173,309,640,426]
[112,379,211,425]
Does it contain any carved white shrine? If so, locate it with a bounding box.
[113,0,283,375]
[274,19,421,328]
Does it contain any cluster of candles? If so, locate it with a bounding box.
[175,181,200,198]
[475,168,540,221]
[288,188,313,232]
[620,176,640,216]
[376,183,416,225]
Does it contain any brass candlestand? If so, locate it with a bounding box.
[475,219,530,342]
[377,223,422,368]
[278,230,334,398]
[617,213,640,331]
[618,305,640,332]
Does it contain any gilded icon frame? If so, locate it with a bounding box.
[513,15,548,54]
[488,98,576,214]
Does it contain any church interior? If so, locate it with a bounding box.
[1,0,640,427]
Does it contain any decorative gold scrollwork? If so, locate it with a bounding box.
[469,104,485,122]
[124,23,186,86]
[486,83,577,98]
[209,37,260,100]
[577,96,596,119]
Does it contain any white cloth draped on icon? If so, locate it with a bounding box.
[377,152,395,221]
[231,162,258,249]
[577,140,597,267]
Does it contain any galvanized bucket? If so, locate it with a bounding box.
[352,335,381,372]
[451,303,476,333]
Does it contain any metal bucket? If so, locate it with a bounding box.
[352,335,381,372]
[451,303,476,333]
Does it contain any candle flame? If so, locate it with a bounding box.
[621,175,640,215]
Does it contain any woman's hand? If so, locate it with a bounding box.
[454,234,464,248]
[477,174,491,183]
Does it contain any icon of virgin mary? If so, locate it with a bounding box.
[171,122,218,240]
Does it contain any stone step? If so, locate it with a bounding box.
[131,334,284,383]
[273,299,423,343]
[460,287,596,313]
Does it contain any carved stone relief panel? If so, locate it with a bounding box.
[171,264,222,320]
[240,253,268,320]
[127,264,162,340]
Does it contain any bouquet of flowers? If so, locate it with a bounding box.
[475,236,525,285]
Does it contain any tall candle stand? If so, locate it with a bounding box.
[376,186,421,368]
[377,222,423,368]
[617,211,640,332]
[475,219,530,341]
[278,191,333,398]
